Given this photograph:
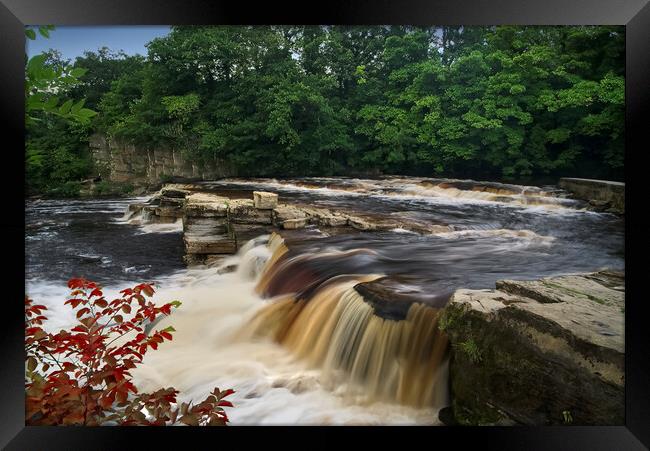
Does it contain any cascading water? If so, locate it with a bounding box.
[246,234,450,409]
[24,176,624,424]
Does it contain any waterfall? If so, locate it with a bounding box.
[243,233,450,409]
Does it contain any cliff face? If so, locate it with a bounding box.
[89,134,235,186]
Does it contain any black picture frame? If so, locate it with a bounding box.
[2,0,648,449]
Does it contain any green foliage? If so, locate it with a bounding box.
[25,27,98,126]
[93,181,111,195]
[457,339,483,364]
[28,25,625,195]
[26,116,93,196]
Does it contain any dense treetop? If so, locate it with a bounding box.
[26,25,624,195]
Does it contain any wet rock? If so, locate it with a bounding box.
[205,255,226,267]
[155,206,184,218]
[283,218,309,230]
[159,196,186,208]
[253,191,278,209]
[231,223,274,248]
[438,406,458,426]
[559,178,624,214]
[441,270,624,426]
[183,217,229,236]
[317,214,349,227]
[217,264,238,274]
[184,234,237,254]
[128,203,146,213]
[355,276,452,320]
[229,199,273,224]
[184,193,229,217]
[161,185,191,198]
[348,217,377,231]
[143,206,177,224]
[272,206,308,226]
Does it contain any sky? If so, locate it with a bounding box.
[26,26,171,62]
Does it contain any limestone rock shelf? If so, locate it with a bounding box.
[134,183,453,265]
[439,270,624,426]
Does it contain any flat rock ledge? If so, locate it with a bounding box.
[136,184,453,265]
[439,270,624,426]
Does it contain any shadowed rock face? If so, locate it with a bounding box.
[440,270,624,426]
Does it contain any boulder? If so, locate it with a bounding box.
[440,270,624,426]
[253,191,278,209]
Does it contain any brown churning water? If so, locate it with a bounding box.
[245,233,450,408]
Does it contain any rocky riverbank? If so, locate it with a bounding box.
[439,270,624,425]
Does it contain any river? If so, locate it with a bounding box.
[24,176,624,425]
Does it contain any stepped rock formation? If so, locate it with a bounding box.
[440,270,625,425]
[129,184,454,265]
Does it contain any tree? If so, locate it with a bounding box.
[29,25,625,193]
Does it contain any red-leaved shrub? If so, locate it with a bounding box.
[25,278,234,426]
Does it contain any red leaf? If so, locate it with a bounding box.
[76,307,90,319]
[220,389,235,398]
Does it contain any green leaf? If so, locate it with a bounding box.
[77,108,97,118]
[169,301,182,308]
[43,96,59,110]
[26,92,45,110]
[70,67,87,78]
[26,54,46,78]
[71,99,86,114]
[59,99,74,115]
[162,326,176,333]
[38,26,50,38]
[25,29,36,40]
